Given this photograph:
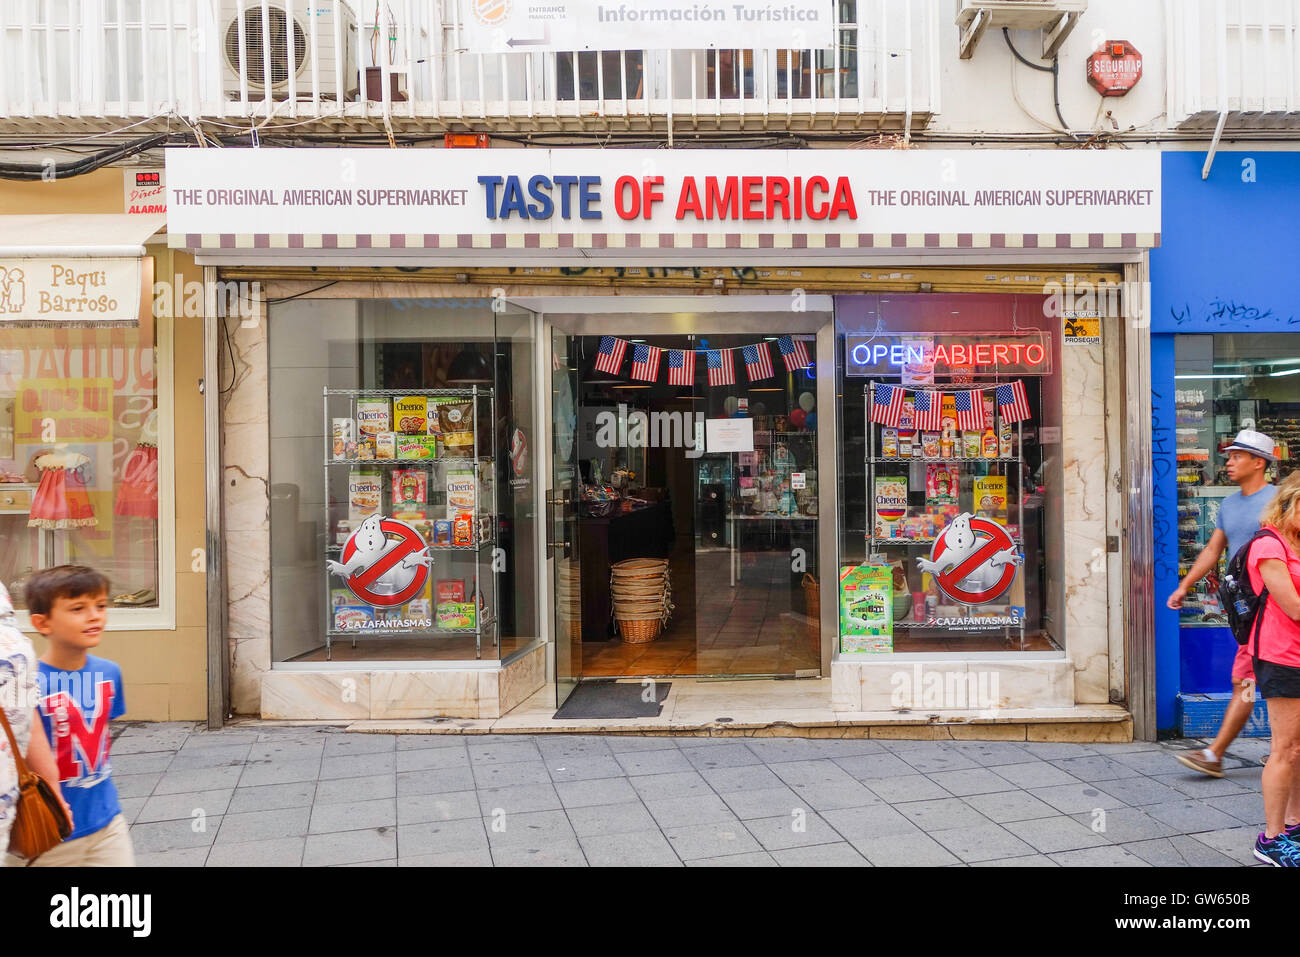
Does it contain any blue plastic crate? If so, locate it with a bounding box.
[1177,693,1271,738]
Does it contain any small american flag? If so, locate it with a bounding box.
[913,390,944,431]
[871,383,905,427]
[953,389,985,431]
[666,349,693,387]
[630,343,661,382]
[593,335,627,376]
[706,349,735,387]
[742,343,774,381]
[776,335,811,371]
[996,380,1032,424]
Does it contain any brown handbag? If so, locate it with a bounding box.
[0,704,72,861]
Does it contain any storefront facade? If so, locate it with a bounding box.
[166,147,1159,734]
[0,169,209,721]
[1151,150,1300,737]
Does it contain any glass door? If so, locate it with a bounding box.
[549,328,582,706]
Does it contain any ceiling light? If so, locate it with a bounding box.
[1174,374,1245,380]
[1269,368,1300,378]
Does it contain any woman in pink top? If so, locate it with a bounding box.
[1248,471,1300,865]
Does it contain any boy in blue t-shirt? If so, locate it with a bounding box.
[19,566,133,867]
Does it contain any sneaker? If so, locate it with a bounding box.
[1173,748,1223,778]
[1254,832,1300,867]
[1286,822,1300,840]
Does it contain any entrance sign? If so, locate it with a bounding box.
[460,0,834,53]
[845,333,1052,378]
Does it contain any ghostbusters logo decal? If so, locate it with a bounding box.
[327,514,434,607]
[917,512,1021,605]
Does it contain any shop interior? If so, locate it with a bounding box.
[556,327,823,680]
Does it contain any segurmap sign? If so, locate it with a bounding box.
[459,0,834,52]
[165,148,1162,240]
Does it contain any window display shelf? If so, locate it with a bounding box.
[327,618,496,639]
[324,457,492,467]
[868,456,1019,464]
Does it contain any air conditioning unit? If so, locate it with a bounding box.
[220,2,358,100]
[957,0,1088,59]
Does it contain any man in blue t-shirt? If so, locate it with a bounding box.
[12,566,133,867]
[1167,429,1279,778]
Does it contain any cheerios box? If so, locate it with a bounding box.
[839,564,894,653]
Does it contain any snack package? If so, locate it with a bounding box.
[406,598,431,620]
[434,399,474,434]
[330,588,353,608]
[925,464,958,505]
[357,436,375,460]
[881,428,899,459]
[453,511,474,546]
[347,469,382,522]
[393,396,428,435]
[440,431,475,458]
[446,469,477,517]
[921,432,941,458]
[392,469,428,508]
[332,418,354,460]
[334,606,373,630]
[839,564,893,653]
[433,519,453,546]
[962,431,982,458]
[999,419,1013,458]
[356,398,390,436]
[396,436,438,460]
[375,432,396,460]
[973,476,1007,517]
[873,476,908,539]
[437,579,466,603]
[436,602,476,630]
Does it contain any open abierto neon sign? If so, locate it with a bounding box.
[843,332,1052,377]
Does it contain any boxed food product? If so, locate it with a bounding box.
[839,564,893,653]
[392,469,428,508]
[899,398,915,431]
[437,579,466,603]
[356,398,390,436]
[873,476,908,538]
[393,396,428,435]
[973,475,1007,517]
[962,431,982,458]
[406,598,431,620]
[332,418,354,460]
[881,428,899,458]
[375,432,396,460]
[347,469,382,522]
[941,394,958,433]
[453,512,474,546]
[334,606,373,630]
[396,436,438,460]
[446,469,477,517]
[925,464,958,504]
[330,588,353,608]
[436,602,476,630]
[432,519,453,546]
[357,436,375,460]
[982,392,996,429]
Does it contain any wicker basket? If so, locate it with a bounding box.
[617,616,663,643]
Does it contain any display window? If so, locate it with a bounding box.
[835,294,1064,654]
[0,319,162,614]
[267,297,536,663]
[1173,333,1300,627]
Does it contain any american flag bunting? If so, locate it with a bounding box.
[630,343,661,381]
[953,389,986,431]
[912,390,944,431]
[776,335,811,371]
[593,335,627,376]
[666,349,693,387]
[996,380,1032,424]
[706,349,735,387]
[742,343,774,381]
[870,383,905,427]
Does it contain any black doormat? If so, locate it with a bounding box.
[554,680,672,719]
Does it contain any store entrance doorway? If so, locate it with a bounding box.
[542,300,831,700]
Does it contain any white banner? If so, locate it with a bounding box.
[0,258,141,325]
[459,0,834,52]
[166,148,1162,239]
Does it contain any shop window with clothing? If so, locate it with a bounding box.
[0,277,162,614]
[835,293,1065,655]
[267,297,537,664]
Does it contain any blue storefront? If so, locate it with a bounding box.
[1151,150,1300,737]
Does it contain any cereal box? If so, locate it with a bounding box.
[375,432,396,460]
[880,428,899,459]
[873,476,908,538]
[437,579,466,603]
[925,464,958,505]
[334,606,373,630]
[396,436,437,460]
[436,602,476,630]
[839,564,893,653]
[356,398,390,436]
[392,469,428,508]
[347,469,382,522]
[973,476,1007,517]
[446,469,477,517]
[393,396,428,435]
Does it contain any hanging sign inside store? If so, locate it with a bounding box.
[844,333,1051,378]
[918,513,1021,606]
[165,149,1162,248]
[0,258,142,326]
[460,0,834,53]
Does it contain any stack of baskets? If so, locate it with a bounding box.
[557,559,582,640]
[610,558,672,644]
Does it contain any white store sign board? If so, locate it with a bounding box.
[0,258,142,325]
[165,148,1162,240]
[459,0,834,52]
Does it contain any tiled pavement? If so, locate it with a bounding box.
[109,724,1273,867]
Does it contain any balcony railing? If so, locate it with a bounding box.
[0,0,939,134]
[1168,0,1300,128]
